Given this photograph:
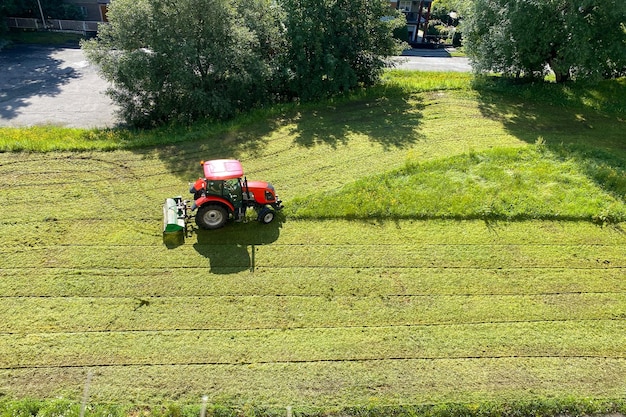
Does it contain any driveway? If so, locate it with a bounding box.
[0,45,470,129]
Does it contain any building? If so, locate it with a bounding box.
[64,0,110,22]
[52,0,431,38]
[389,0,433,45]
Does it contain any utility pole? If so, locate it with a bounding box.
[36,0,46,29]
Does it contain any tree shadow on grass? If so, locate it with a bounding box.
[149,115,286,182]
[288,86,425,150]
[0,45,79,121]
[151,84,425,183]
[192,213,284,274]
[473,77,626,204]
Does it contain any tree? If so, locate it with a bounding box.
[82,0,284,127]
[431,0,467,22]
[430,0,468,46]
[464,0,626,82]
[83,0,405,126]
[280,0,406,101]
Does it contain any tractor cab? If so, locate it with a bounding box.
[199,178,244,210]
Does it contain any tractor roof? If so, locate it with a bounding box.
[202,159,244,180]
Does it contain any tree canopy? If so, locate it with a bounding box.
[464,0,626,82]
[282,0,405,101]
[82,0,283,126]
[82,0,405,127]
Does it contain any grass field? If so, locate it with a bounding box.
[0,72,625,416]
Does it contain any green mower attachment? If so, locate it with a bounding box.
[162,197,189,246]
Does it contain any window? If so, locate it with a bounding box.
[398,0,411,12]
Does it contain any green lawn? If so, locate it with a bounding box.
[0,72,625,416]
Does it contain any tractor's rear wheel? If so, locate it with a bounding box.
[196,204,228,230]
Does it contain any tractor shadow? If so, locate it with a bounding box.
[192,213,284,274]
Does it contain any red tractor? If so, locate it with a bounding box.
[163,159,283,238]
[187,159,283,230]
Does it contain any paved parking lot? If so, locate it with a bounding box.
[0,45,469,129]
[0,44,119,128]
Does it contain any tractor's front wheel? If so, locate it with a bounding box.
[257,207,275,224]
[196,204,228,230]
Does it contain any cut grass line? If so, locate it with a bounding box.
[3,242,626,248]
[0,217,159,225]
[0,317,622,335]
[1,242,626,258]
[2,291,626,299]
[3,355,626,371]
[3,265,623,269]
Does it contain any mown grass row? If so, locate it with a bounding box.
[2,240,625,269]
[2,292,625,333]
[3,215,626,248]
[2,392,626,417]
[2,266,626,298]
[3,319,626,368]
[3,358,626,411]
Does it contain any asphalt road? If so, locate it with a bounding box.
[0,45,470,129]
[393,47,471,72]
